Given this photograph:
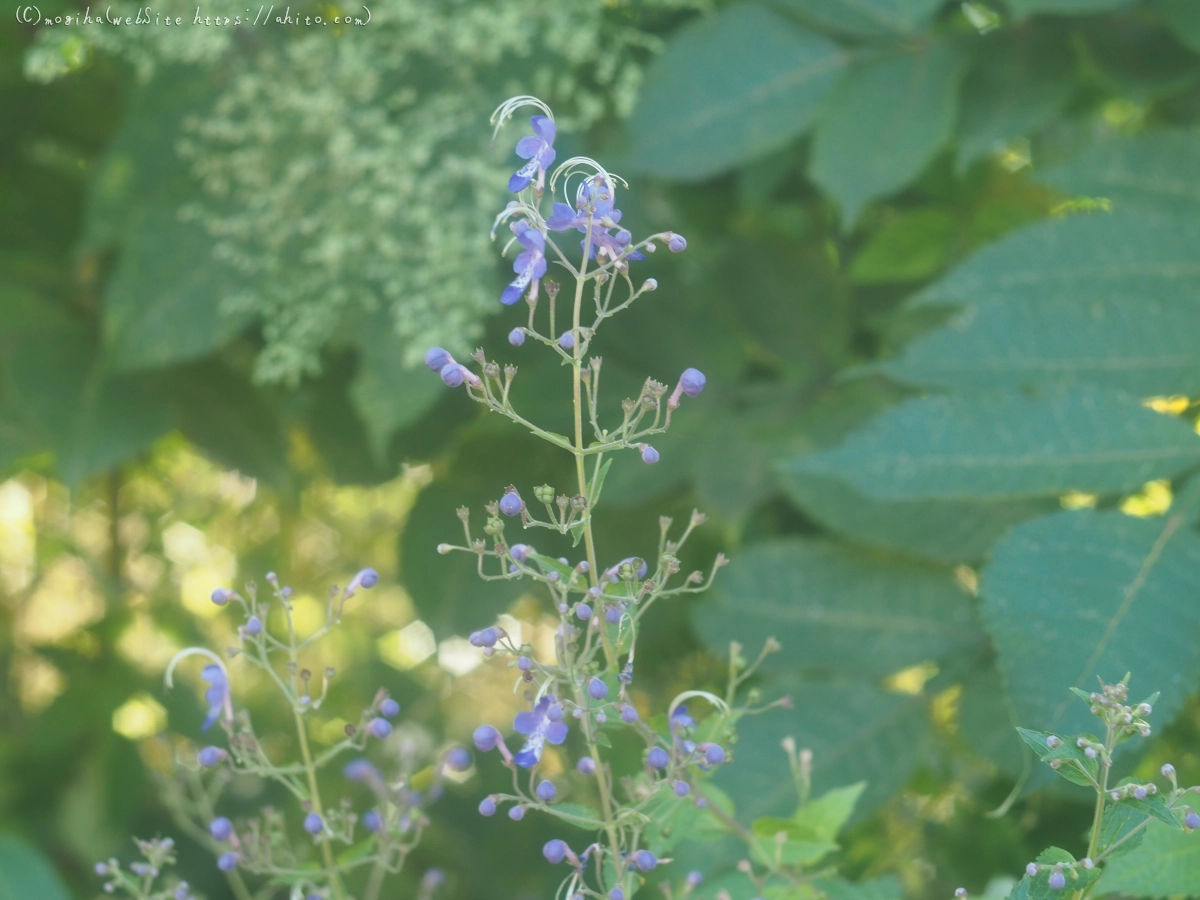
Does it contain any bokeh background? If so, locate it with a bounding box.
[5,0,1200,897]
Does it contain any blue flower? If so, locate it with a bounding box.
[501,221,547,306]
[512,696,569,767]
[509,116,557,193]
[201,664,229,732]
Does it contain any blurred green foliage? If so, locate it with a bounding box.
[7,0,1200,897]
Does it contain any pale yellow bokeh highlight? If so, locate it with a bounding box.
[112,693,168,740]
[0,478,37,596]
[15,555,104,645]
[1060,491,1098,510]
[379,620,437,670]
[11,652,65,712]
[883,661,939,696]
[1121,479,1173,518]
[117,613,182,676]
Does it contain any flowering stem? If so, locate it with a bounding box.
[294,708,347,900]
[1074,724,1113,900]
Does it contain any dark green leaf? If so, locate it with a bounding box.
[810,43,966,226]
[0,836,70,900]
[773,0,945,37]
[1161,0,1200,54]
[696,540,981,679]
[627,2,848,178]
[957,662,1027,777]
[780,469,1055,564]
[349,307,442,462]
[877,214,1200,396]
[1099,820,1200,897]
[791,386,1200,501]
[956,27,1074,170]
[980,509,1200,739]
[811,876,904,900]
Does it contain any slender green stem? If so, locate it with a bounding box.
[1075,724,1113,900]
[294,709,347,900]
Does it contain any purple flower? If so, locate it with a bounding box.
[474,725,500,752]
[201,664,229,732]
[620,704,638,724]
[680,368,706,397]
[667,233,687,253]
[211,588,232,606]
[577,756,596,776]
[1186,810,1200,830]
[499,491,523,517]
[673,780,690,797]
[345,567,379,597]
[508,805,526,821]
[368,717,392,739]
[647,747,669,770]
[198,746,226,767]
[513,696,569,767]
[633,850,658,871]
[559,331,575,351]
[381,698,401,718]
[536,779,557,801]
[509,116,556,193]
[304,813,324,835]
[425,347,453,372]
[547,177,645,267]
[217,852,239,872]
[344,758,381,782]
[478,797,497,816]
[704,743,727,766]
[1048,869,1065,891]
[441,363,465,388]
[501,221,547,306]
[243,615,263,637]
[641,445,659,465]
[509,328,526,347]
[671,705,695,730]
[209,817,233,841]
[543,838,569,865]
[362,809,382,832]
[588,678,608,701]
[444,746,471,771]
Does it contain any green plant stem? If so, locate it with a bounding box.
[364,855,387,900]
[1075,724,1113,900]
[294,708,347,900]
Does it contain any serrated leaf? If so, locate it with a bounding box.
[1098,801,1149,859]
[1121,791,1185,831]
[0,836,70,900]
[790,386,1200,501]
[1038,130,1200,216]
[956,27,1073,170]
[980,509,1200,740]
[810,43,966,226]
[1100,820,1200,897]
[780,469,1055,564]
[877,214,1200,396]
[772,0,945,37]
[1016,728,1100,787]
[627,2,848,178]
[694,540,982,680]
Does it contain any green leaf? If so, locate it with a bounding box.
[627,2,848,179]
[957,662,1026,778]
[749,817,838,867]
[348,307,442,462]
[1098,801,1149,859]
[810,43,966,226]
[695,540,981,680]
[547,803,603,829]
[3,324,171,484]
[790,386,1200,501]
[1006,0,1132,15]
[772,0,945,37]
[848,208,958,284]
[1016,727,1100,787]
[1162,0,1200,54]
[980,509,1200,739]
[1038,131,1200,216]
[780,469,1055,564]
[794,782,866,839]
[1119,788,1186,831]
[811,876,904,900]
[1100,820,1200,897]
[85,68,254,370]
[877,213,1200,396]
[956,27,1074,170]
[717,678,931,820]
[0,836,70,900]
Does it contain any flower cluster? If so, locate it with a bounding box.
[99,570,451,900]
[954,676,1200,899]
[426,97,781,900]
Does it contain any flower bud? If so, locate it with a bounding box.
[509,328,525,347]
[425,347,452,372]
[667,234,687,253]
